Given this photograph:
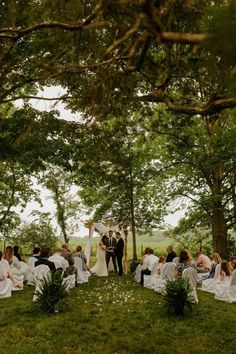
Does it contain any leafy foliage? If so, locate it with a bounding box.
[0,160,38,238]
[12,212,58,252]
[33,270,70,313]
[0,0,234,116]
[162,277,196,316]
[39,165,82,243]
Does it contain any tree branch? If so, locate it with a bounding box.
[138,91,236,116]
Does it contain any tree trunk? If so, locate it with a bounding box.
[129,164,138,260]
[211,202,228,259]
[54,186,69,244]
[211,172,228,259]
[123,226,128,274]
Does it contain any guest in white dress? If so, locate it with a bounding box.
[0,250,21,297]
[74,245,93,274]
[217,261,231,284]
[175,250,197,277]
[90,240,108,277]
[3,246,26,288]
[27,247,41,285]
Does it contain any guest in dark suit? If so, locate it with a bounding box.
[35,247,56,272]
[166,246,177,262]
[106,230,117,273]
[114,232,124,276]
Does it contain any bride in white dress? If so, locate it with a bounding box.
[90,240,108,277]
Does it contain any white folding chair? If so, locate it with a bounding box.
[33,265,51,301]
[154,262,176,293]
[182,267,199,303]
[0,260,13,298]
[0,279,12,298]
[74,257,89,284]
[143,261,159,289]
[201,263,221,293]
[214,270,236,303]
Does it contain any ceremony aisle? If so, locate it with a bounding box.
[0,274,235,354]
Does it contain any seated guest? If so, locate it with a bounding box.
[133,247,151,283]
[27,247,41,285]
[74,245,93,273]
[140,248,159,286]
[175,249,196,277]
[202,253,222,280]
[61,244,75,272]
[13,245,22,262]
[196,251,211,273]
[0,250,22,297]
[156,255,166,277]
[49,249,69,272]
[3,246,25,288]
[35,247,56,272]
[61,244,77,286]
[27,247,41,269]
[218,261,231,283]
[229,256,236,271]
[166,246,177,263]
[143,255,167,290]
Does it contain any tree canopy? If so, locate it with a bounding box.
[0,0,236,257]
[0,0,235,115]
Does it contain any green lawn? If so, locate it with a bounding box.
[0,274,235,354]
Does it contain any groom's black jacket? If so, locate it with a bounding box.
[114,238,124,257]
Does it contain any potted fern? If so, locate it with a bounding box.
[162,277,195,316]
[34,270,70,313]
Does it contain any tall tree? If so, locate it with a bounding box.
[0,160,38,240]
[146,107,236,258]
[39,165,81,244]
[77,115,166,260]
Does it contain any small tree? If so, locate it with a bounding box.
[12,212,58,252]
[39,165,81,244]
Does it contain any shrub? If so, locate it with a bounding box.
[33,270,70,313]
[162,277,195,316]
[130,259,140,273]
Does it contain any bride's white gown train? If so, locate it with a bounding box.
[90,244,108,277]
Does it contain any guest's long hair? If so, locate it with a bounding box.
[4,246,13,262]
[221,261,231,276]
[212,253,222,264]
[179,249,191,263]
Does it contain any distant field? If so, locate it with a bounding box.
[69,230,173,260]
[0,230,174,260]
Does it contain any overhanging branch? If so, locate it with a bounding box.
[138,92,236,116]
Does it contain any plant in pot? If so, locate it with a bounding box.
[33,270,70,313]
[162,277,196,316]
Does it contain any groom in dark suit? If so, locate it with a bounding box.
[114,232,124,276]
[106,230,117,273]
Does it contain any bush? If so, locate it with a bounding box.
[130,259,140,273]
[162,277,195,316]
[33,270,70,313]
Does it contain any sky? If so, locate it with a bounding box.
[16,86,186,237]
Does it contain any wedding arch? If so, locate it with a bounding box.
[84,222,129,273]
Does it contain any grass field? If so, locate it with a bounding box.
[0,273,235,354]
[0,231,172,261]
